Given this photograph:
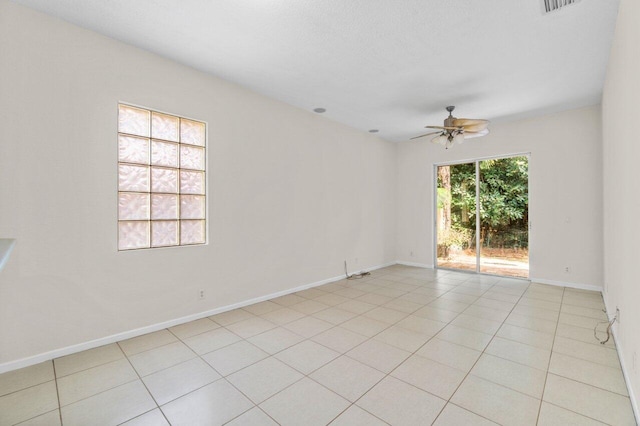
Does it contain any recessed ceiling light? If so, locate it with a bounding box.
[313,108,326,113]
[369,129,379,133]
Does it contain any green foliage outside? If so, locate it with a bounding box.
[438,157,529,251]
[437,226,474,257]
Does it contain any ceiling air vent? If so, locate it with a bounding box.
[542,0,579,13]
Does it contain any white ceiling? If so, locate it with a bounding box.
[13,0,620,142]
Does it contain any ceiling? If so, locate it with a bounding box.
[12,0,620,142]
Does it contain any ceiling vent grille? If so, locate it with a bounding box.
[543,0,579,13]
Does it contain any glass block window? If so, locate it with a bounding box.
[118,104,206,250]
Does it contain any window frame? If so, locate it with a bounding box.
[116,102,208,251]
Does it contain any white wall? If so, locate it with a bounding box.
[397,105,603,289]
[0,1,397,366]
[602,0,640,414]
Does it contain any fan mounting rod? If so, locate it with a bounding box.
[444,106,457,127]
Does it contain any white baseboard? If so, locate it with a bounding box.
[0,261,618,380]
[354,262,397,275]
[396,265,602,292]
[396,261,434,269]
[0,261,395,375]
[529,277,602,292]
[602,293,640,424]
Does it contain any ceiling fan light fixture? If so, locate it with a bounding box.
[454,132,465,144]
[445,138,454,149]
[431,133,446,145]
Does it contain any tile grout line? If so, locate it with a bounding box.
[0,378,58,400]
[52,336,184,383]
[52,377,141,412]
[487,322,557,352]
[326,275,506,425]
[440,401,502,425]
[197,307,355,424]
[52,353,131,381]
[541,400,619,425]
[425,282,510,425]
[553,333,618,351]
[114,341,172,426]
[215,270,454,424]
[40,347,158,424]
[219,396,280,426]
[429,278,535,425]
[535,289,631,426]
[332,272,515,421]
[12,408,61,426]
[79,272,498,423]
[534,286,564,425]
[220,272,410,425]
[271,271,459,425]
[142,276,599,424]
[350,274,624,424]
[128,280,363,422]
[319,272,516,423]
[164,323,283,426]
[253,268,417,425]
[242,269,415,424]
[2,267,613,426]
[53,360,63,426]
[10,269,567,425]
[114,408,162,426]
[543,371,630,398]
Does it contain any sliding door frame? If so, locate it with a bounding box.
[433,152,531,279]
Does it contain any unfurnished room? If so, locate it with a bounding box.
[0,0,638,425]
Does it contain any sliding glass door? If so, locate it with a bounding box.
[479,157,529,277]
[436,155,529,278]
[436,162,477,272]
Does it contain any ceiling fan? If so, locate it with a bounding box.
[411,106,490,148]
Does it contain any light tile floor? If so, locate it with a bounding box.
[0,265,636,425]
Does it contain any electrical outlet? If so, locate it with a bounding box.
[564,266,570,273]
[410,251,414,257]
[355,257,359,265]
[198,289,205,300]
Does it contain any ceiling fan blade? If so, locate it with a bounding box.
[460,123,490,133]
[463,129,490,139]
[410,131,441,140]
[425,125,462,130]
[453,118,489,127]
